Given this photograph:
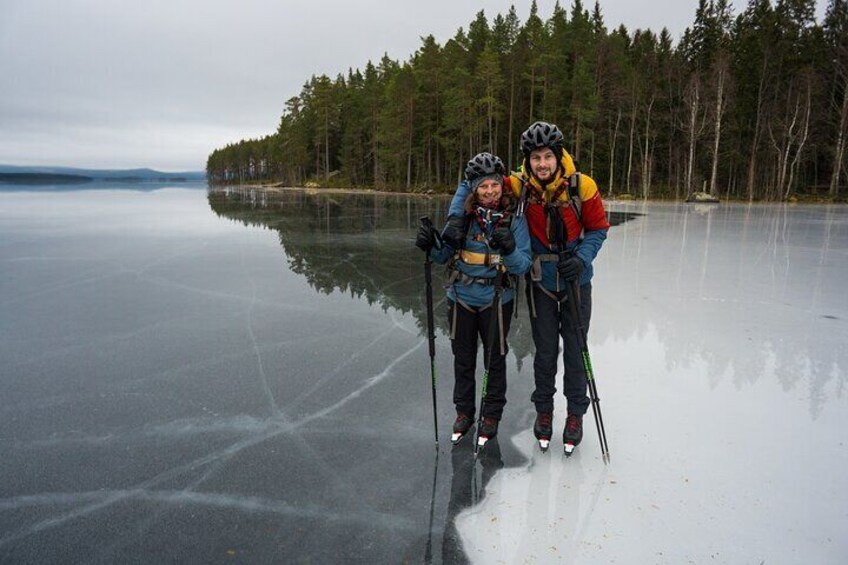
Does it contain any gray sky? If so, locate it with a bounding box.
[0,0,828,171]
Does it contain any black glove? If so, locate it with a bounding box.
[415,223,441,252]
[557,255,584,282]
[490,226,516,255]
[441,215,466,248]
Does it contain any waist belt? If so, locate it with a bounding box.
[536,253,559,262]
[529,253,559,282]
[446,269,511,288]
[459,249,502,266]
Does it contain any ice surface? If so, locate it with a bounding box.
[456,202,848,564]
[1,188,845,564]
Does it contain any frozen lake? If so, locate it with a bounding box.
[1,186,846,564]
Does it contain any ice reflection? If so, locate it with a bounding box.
[207,187,637,363]
[598,201,848,418]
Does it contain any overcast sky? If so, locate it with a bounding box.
[0,0,828,172]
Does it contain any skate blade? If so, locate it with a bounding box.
[538,439,550,452]
[477,436,489,448]
[451,432,465,445]
[564,442,575,456]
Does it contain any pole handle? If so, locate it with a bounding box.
[419,216,443,250]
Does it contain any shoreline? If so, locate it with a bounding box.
[210,183,446,198]
[209,184,847,205]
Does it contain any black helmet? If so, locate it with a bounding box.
[465,152,506,183]
[520,121,564,156]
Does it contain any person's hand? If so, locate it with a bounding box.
[490,226,516,255]
[557,255,584,281]
[415,223,441,251]
[441,216,466,248]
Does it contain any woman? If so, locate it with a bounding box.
[416,152,532,447]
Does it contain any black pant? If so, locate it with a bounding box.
[448,299,514,420]
[526,282,593,416]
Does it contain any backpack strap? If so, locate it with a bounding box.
[567,173,584,241]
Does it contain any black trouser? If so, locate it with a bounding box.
[448,299,514,420]
[526,282,592,416]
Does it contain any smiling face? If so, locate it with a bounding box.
[475,177,503,208]
[528,147,559,181]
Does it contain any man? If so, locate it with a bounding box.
[447,122,609,455]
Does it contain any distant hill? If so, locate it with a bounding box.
[0,165,206,184]
[0,172,93,185]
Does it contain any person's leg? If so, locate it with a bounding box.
[478,300,514,420]
[560,283,593,416]
[449,301,478,418]
[528,285,561,414]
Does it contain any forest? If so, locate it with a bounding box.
[206,0,848,201]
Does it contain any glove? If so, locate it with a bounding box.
[557,255,584,282]
[490,226,516,255]
[441,215,466,248]
[415,223,441,251]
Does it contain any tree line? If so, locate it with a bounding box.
[207,0,848,201]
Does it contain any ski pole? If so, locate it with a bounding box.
[419,217,440,445]
[474,265,504,455]
[565,277,610,464]
[424,451,439,564]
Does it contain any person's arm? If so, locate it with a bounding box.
[502,216,532,275]
[429,220,458,264]
[574,175,610,267]
[447,180,471,217]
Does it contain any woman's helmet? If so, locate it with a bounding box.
[520,121,564,157]
[464,152,506,184]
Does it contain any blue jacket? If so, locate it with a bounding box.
[431,199,532,308]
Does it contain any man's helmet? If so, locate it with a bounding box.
[464,152,506,183]
[520,121,564,157]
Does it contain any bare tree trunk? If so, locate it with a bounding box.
[642,97,655,198]
[747,58,768,201]
[575,110,582,162]
[372,108,379,188]
[785,80,812,199]
[608,108,622,196]
[709,62,727,198]
[488,83,494,152]
[626,101,636,194]
[590,130,595,177]
[494,117,499,159]
[529,66,536,122]
[685,76,702,198]
[770,81,804,198]
[324,112,330,181]
[508,71,515,171]
[672,134,679,199]
[315,144,320,182]
[435,138,441,186]
[426,132,432,187]
[406,97,414,189]
[830,80,848,197]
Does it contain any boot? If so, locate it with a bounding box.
[476,416,499,448]
[534,412,553,452]
[451,412,474,444]
[563,413,583,456]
